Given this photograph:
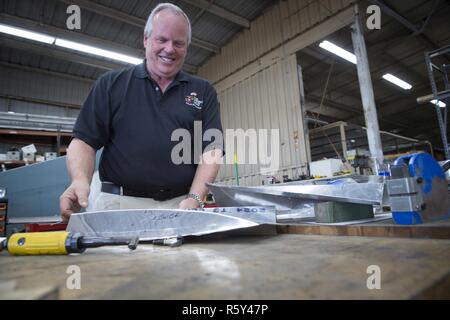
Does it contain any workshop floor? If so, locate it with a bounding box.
[1,234,449,299]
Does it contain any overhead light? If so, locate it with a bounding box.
[55,39,142,65]
[0,23,142,65]
[431,99,446,108]
[319,40,357,64]
[0,23,55,44]
[382,73,412,90]
[7,111,15,114]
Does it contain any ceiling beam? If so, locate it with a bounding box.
[182,0,250,28]
[60,0,143,28]
[302,9,440,95]
[342,83,433,128]
[305,45,430,106]
[303,45,421,98]
[301,49,433,134]
[305,94,361,116]
[377,84,438,118]
[307,110,342,122]
[0,13,144,57]
[302,1,450,94]
[189,37,220,54]
[307,90,414,131]
[300,47,335,66]
[0,14,197,74]
[396,118,446,139]
[0,37,121,70]
[0,61,95,84]
[58,0,221,54]
[370,0,421,34]
[0,93,81,110]
[370,0,447,54]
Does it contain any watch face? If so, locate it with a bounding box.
[188,194,204,207]
[189,193,199,200]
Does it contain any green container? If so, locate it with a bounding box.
[314,201,374,223]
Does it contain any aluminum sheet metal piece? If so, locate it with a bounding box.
[208,181,385,211]
[67,207,276,240]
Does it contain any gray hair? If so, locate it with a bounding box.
[144,3,191,46]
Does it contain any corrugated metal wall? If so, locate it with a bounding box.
[0,65,91,158]
[0,98,79,118]
[199,0,353,84]
[218,54,308,186]
[200,0,355,186]
[0,65,91,117]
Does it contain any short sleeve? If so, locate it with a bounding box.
[73,75,112,150]
[201,83,224,154]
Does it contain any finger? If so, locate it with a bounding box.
[59,195,73,215]
[61,210,73,223]
[75,189,89,208]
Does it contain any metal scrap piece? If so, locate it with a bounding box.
[208,182,383,206]
[67,207,276,240]
[153,237,183,247]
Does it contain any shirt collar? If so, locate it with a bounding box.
[134,60,190,83]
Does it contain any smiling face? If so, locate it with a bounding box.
[144,10,189,82]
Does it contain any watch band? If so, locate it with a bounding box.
[187,193,205,208]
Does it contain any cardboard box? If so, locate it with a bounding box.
[6,151,20,161]
[45,152,58,160]
[310,159,343,177]
[22,152,35,161]
[21,144,37,154]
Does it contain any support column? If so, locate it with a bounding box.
[297,64,312,164]
[339,122,348,160]
[351,4,384,173]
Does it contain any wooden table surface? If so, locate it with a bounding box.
[277,218,450,239]
[1,233,449,299]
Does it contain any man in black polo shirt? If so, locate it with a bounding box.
[60,3,223,222]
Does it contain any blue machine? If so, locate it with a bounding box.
[387,153,450,225]
[0,152,101,233]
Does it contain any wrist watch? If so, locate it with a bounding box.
[187,193,205,208]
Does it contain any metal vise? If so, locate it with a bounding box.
[387,153,450,225]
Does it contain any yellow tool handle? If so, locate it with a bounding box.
[7,231,69,255]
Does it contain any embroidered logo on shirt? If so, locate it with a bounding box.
[185,92,203,109]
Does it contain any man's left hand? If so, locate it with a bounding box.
[179,197,200,209]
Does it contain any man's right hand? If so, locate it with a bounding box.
[59,181,90,223]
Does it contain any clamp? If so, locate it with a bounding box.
[387,153,450,224]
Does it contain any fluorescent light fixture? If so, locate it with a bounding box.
[319,40,357,64]
[0,23,55,44]
[7,111,15,114]
[0,23,142,65]
[431,99,446,108]
[382,73,412,90]
[55,39,143,65]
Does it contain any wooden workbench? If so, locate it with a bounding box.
[277,218,450,239]
[1,231,449,299]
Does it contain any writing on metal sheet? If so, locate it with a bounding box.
[211,207,266,213]
[147,212,181,221]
